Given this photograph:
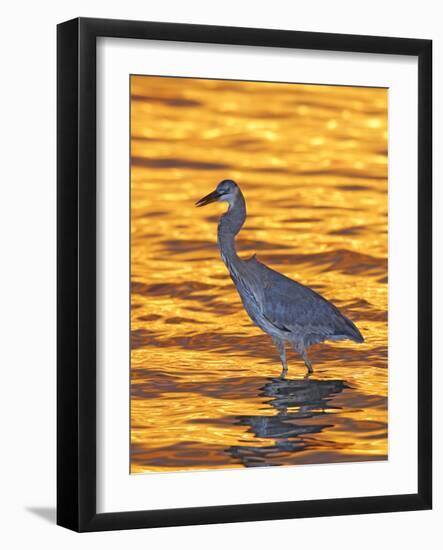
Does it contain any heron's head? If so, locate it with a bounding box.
[195,179,239,208]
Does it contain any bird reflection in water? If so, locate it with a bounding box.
[228,377,347,467]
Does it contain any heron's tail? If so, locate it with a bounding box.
[343,316,364,343]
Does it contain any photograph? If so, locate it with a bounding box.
[130,75,388,473]
[0,0,435,541]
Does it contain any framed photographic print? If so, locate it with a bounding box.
[57,17,432,532]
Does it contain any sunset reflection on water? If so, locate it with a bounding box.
[130,76,388,473]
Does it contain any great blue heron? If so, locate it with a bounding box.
[196,179,364,378]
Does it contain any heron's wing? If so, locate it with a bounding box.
[248,257,363,346]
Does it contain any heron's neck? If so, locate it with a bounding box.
[217,191,246,267]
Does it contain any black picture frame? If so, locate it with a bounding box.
[57,17,432,532]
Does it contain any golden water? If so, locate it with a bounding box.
[130,76,388,473]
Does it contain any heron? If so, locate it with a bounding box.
[196,179,364,378]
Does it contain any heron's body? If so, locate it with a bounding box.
[196,180,364,378]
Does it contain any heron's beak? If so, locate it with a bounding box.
[195,190,221,207]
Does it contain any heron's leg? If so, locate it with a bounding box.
[291,342,314,377]
[273,338,288,379]
[300,350,314,377]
